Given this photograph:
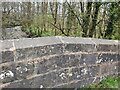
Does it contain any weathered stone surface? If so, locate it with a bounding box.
[118,41,120,54]
[1,68,99,88]
[110,62,119,74]
[1,51,14,63]
[92,38,118,52]
[0,62,34,83]
[61,37,96,52]
[0,53,98,84]
[0,40,14,63]
[80,53,97,65]
[97,44,118,52]
[118,61,120,74]
[0,64,16,83]
[14,44,64,61]
[59,37,94,44]
[1,40,14,51]
[30,53,80,75]
[118,54,120,61]
[54,77,100,88]
[79,44,96,52]
[67,77,95,88]
[34,44,64,57]
[92,38,118,45]
[0,52,2,64]
[68,66,99,82]
[2,69,69,88]
[0,36,119,88]
[36,54,81,74]
[98,53,118,63]
[1,26,27,40]
[2,79,32,88]
[15,63,34,80]
[99,62,118,76]
[0,41,2,63]
[34,53,98,75]
[64,44,96,52]
[14,49,26,61]
[14,36,62,49]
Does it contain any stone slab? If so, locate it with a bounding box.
[14,36,62,49]
[0,40,14,64]
[59,36,95,44]
[1,40,14,51]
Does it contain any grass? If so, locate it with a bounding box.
[76,76,120,90]
[86,76,120,89]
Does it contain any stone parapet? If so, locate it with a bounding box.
[0,36,119,89]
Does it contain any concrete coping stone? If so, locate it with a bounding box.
[0,36,119,51]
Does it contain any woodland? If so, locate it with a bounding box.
[2,1,120,40]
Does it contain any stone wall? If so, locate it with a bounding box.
[1,26,27,40]
[0,36,119,89]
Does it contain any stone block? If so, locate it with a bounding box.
[66,54,81,67]
[59,36,94,44]
[2,79,32,88]
[80,53,97,65]
[1,51,14,63]
[13,37,63,61]
[36,55,66,74]
[0,40,14,63]
[64,44,80,52]
[92,38,118,45]
[118,62,120,75]
[88,66,100,77]
[0,61,34,84]
[54,77,100,90]
[109,62,119,74]
[15,47,37,61]
[34,44,64,57]
[97,53,118,63]
[79,44,96,52]
[60,37,96,52]
[30,69,69,88]
[0,64,16,84]
[97,44,118,52]
[53,54,81,68]
[15,62,34,80]
[118,41,120,54]
[68,66,99,82]
[64,77,95,88]
[47,69,69,87]
[36,54,81,75]
[116,53,119,67]
[92,38,118,52]
[0,52,2,64]
[1,40,14,51]
[14,48,26,61]
[14,44,64,61]
[4,68,69,88]
[64,44,96,53]
[99,63,114,76]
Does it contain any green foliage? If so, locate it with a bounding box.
[25,24,41,37]
[41,30,54,37]
[86,76,120,89]
[2,2,120,40]
[23,15,55,37]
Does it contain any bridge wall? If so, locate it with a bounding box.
[0,36,119,88]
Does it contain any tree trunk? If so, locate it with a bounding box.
[88,3,101,37]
